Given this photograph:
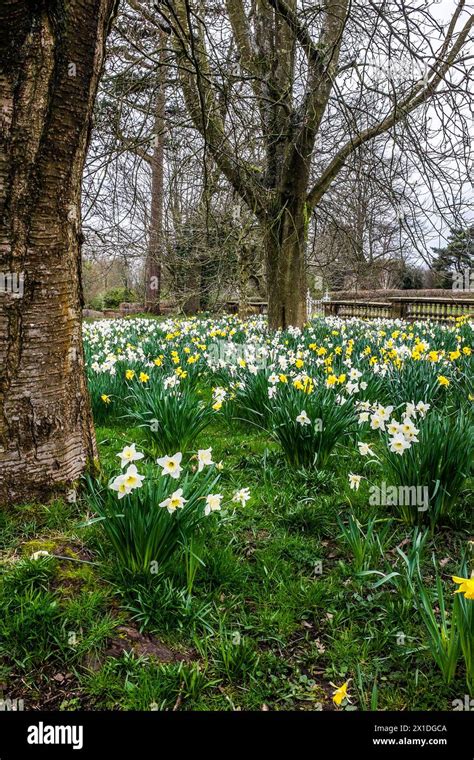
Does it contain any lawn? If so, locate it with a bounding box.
[0,314,472,711]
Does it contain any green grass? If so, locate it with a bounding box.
[0,412,471,711]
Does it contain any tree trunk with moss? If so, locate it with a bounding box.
[264,200,309,330]
[0,0,116,505]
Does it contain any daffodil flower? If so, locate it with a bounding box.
[348,473,362,490]
[117,443,144,469]
[296,410,311,426]
[159,488,187,514]
[197,447,213,472]
[331,681,351,707]
[389,433,411,455]
[110,464,145,498]
[452,575,474,600]
[232,487,251,506]
[156,453,183,479]
[205,493,223,516]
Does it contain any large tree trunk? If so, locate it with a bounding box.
[265,203,308,330]
[0,0,116,506]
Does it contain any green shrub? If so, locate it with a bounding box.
[103,287,136,309]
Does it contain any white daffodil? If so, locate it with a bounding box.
[110,464,145,499]
[389,433,411,455]
[156,452,183,479]
[387,419,401,436]
[358,411,370,424]
[110,473,130,499]
[197,447,214,472]
[212,386,227,403]
[117,443,144,469]
[349,368,362,381]
[346,381,359,395]
[348,473,362,490]
[357,442,374,456]
[122,464,145,491]
[296,410,311,426]
[232,487,251,506]
[400,417,419,440]
[205,493,223,516]
[416,401,430,417]
[376,405,393,421]
[370,413,385,431]
[159,488,187,514]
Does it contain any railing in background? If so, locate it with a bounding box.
[323,300,392,319]
[323,296,474,322]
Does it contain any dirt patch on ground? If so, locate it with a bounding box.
[103,625,195,663]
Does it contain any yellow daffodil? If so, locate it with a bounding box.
[452,576,474,600]
[332,681,351,707]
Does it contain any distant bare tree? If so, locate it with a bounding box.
[150,0,473,328]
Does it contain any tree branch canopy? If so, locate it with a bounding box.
[307,2,474,208]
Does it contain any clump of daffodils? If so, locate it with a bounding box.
[108,444,250,517]
[357,399,430,456]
